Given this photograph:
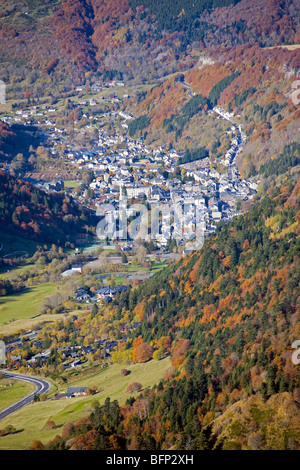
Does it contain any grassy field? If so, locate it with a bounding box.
[0,357,171,449]
[0,312,78,339]
[64,180,81,188]
[0,230,41,259]
[0,378,36,412]
[0,262,36,279]
[0,283,57,325]
[263,44,300,50]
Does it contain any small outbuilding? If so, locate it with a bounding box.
[66,386,88,398]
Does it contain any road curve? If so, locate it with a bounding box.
[0,371,51,421]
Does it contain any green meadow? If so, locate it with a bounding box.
[0,283,57,325]
[0,229,40,260]
[0,378,35,411]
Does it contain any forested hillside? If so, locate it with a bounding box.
[129,0,242,39]
[1,0,299,100]
[0,121,17,156]
[125,43,300,176]
[0,171,92,245]
[0,121,40,163]
[130,0,299,47]
[36,176,300,450]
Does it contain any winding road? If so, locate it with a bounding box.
[0,371,50,421]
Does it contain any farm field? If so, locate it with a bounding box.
[0,357,171,450]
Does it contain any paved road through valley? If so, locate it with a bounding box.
[0,371,50,420]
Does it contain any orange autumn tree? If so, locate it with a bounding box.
[156,336,172,353]
[171,338,191,367]
[132,335,144,349]
[132,342,154,363]
[133,301,145,321]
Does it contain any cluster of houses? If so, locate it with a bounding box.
[5,330,120,371]
[77,127,256,247]
[1,105,59,126]
[2,81,257,251]
[51,102,256,248]
[100,107,256,245]
[212,106,247,166]
[74,285,128,304]
[4,316,143,373]
[77,79,125,93]
[34,179,65,192]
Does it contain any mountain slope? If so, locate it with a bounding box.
[36,176,300,450]
[0,0,299,99]
[130,0,300,47]
[123,42,300,177]
[0,170,92,247]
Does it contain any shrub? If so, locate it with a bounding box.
[45,420,56,430]
[126,382,142,393]
[0,425,17,436]
[28,440,45,450]
[153,348,165,361]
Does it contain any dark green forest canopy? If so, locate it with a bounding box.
[259,142,300,178]
[129,0,242,33]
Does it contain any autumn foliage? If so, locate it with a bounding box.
[0,170,92,244]
[126,382,142,393]
[171,338,191,367]
[132,342,154,363]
